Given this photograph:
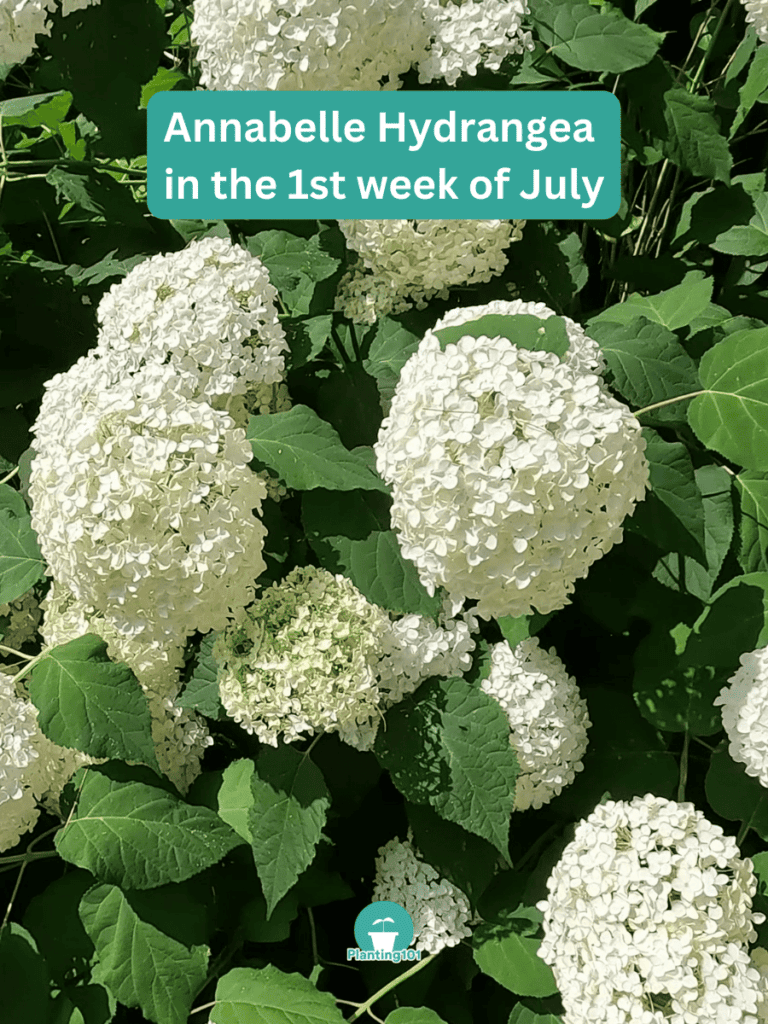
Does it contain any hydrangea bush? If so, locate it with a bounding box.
[2,1,768,1023]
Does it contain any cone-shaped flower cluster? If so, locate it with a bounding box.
[536,794,768,1024]
[336,220,524,325]
[481,638,590,811]
[373,836,473,954]
[374,300,649,619]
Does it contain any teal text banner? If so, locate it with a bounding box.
[147,90,621,220]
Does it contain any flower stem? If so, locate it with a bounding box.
[634,391,707,416]
[677,731,689,803]
[348,953,437,1022]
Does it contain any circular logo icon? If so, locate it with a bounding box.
[354,900,414,953]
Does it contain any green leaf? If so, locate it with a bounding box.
[588,317,700,425]
[211,965,346,1024]
[434,314,569,360]
[23,870,96,987]
[79,883,208,1024]
[55,763,242,889]
[245,231,340,316]
[247,405,389,493]
[287,314,333,369]
[375,676,519,858]
[28,634,159,771]
[636,428,707,564]
[731,43,768,138]
[248,745,331,917]
[507,1006,562,1024]
[240,891,299,943]
[0,483,45,603]
[688,327,768,470]
[177,632,225,720]
[46,165,147,229]
[662,87,732,183]
[473,911,558,997]
[706,745,768,842]
[140,66,186,107]
[217,759,256,844]
[736,471,768,573]
[385,1012,449,1024]
[0,90,72,129]
[710,193,768,257]
[531,1,664,73]
[589,271,713,331]
[653,464,734,602]
[363,317,421,414]
[0,923,52,1024]
[683,573,768,671]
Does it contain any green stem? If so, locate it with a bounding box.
[689,0,737,92]
[0,466,19,485]
[0,644,35,661]
[348,954,437,1022]
[9,650,47,690]
[634,391,707,416]
[677,731,689,802]
[0,850,59,866]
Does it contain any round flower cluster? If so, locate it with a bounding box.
[536,794,768,1024]
[30,359,268,644]
[0,668,89,852]
[215,568,477,749]
[374,300,649,619]
[336,220,524,324]
[95,236,288,406]
[418,0,535,87]
[372,836,473,954]
[0,589,42,651]
[740,0,768,43]
[41,583,212,794]
[0,0,100,65]
[714,644,768,789]
[480,638,590,811]
[191,0,434,91]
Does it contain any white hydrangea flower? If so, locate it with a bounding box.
[215,566,393,746]
[714,645,768,789]
[0,589,42,650]
[418,0,535,87]
[0,668,89,852]
[481,638,590,811]
[30,359,268,643]
[740,0,768,42]
[536,794,767,1024]
[0,0,101,65]
[191,0,435,91]
[40,582,212,795]
[336,220,524,325]
[373,836,473,954]
[95,237,288,406]
[374,300,648,619]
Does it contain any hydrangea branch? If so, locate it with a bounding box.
[347,953,438,1022]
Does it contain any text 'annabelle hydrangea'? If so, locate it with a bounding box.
[536,793,768,1024]
[336,219,524,325]
[481,638,590,811]
[372,836,473,954]
[374,300,649,620]
[714,644,768,789]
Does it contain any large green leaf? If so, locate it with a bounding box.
[508,1006,562,1024]
[55,763,243,889]
[688,327,768,470]
[530,0,664,73]
[588,317,699,424]
[0,90,72,129]
[736,471,768,573]
[683,573,768,671]
[217,759,256,844]
[662,88,732,183]
[363,317,421,414]
[473,909,557,997]
[731,43,768,137]
[28,634,159,771]
[247,405,389,493]
[0,483,45,604]
[245,230,339,316]
[710,193,768,257]
[589,271,713,332]
[375,676,519,858]
[211,965,346,1024]
[79,883,208,1024]
[0,924,52,1024]
[177,631,225,720]
[23,870,96,987]
[434,314,569,360]
[706,745,768,842]
[248,745,331,917]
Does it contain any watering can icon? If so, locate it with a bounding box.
[368,916,399,952]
